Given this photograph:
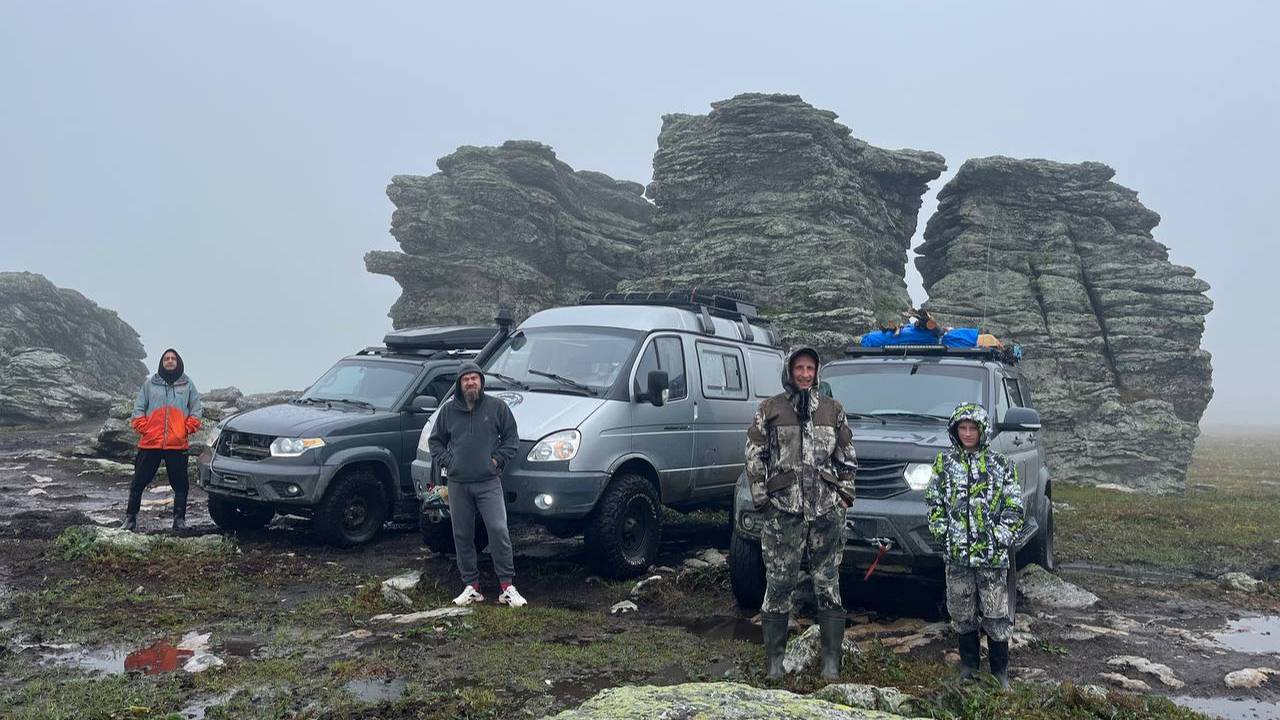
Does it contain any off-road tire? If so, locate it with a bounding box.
[207,496,274,531]
[315,469,387,548]
[729,531,767,611]
[1018,492,1055,572]
[584,473,661,579]
[419,511,489,555]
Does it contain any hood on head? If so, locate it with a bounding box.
[947,402,991,451]
[781,346,821,394]
[454,361,486,397]
[157,347,184,385]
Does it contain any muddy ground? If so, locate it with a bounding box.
[1,423,1277,719]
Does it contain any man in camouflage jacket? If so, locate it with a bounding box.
[926,402,1024,687]
[745,346,857,679]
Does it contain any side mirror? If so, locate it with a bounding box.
[410,395,439,413]
[645,370,669,407]
[998,406,1041,433]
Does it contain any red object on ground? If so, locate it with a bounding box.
[124,640,193,674]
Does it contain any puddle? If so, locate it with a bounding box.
[1173,695,1280,720]
[1214,616,1280,655]
[38,645,128,674]
[683,616,762,643]
[125,639,195,674]
[215,637,264,658]
[345,678,407,703]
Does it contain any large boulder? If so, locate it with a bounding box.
[626,93,945,354]
[366,140,653,328]
[917,157,1213,492]
[542,682,918,720]
[0,272,147,425]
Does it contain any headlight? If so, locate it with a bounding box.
[903,462,934,491]
[270,437,326,457]
[528,430,580,462]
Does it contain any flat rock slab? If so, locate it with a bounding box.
[1106,655,1184,689]
[1018,565,1099,609]
[371,607,472,624]
[83,526,226,553]
[541,682,920,719]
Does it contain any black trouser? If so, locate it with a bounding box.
[127,449,189,517]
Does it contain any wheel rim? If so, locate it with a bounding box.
[619,495,654,564]
[344,496,370,531]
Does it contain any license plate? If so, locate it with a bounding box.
[217,473,246,488]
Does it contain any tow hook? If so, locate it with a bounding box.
[863,537,894,581]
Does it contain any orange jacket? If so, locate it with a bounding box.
[130,374,202,450]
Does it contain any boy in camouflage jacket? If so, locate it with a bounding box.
[926,402,1024,688]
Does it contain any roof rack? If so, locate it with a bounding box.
[383,325,497,351]
[579,290,761,319]
[844,344,1022,365]
[355,346,482,360]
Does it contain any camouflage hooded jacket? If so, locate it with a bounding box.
[745,347,857,519]
[925,403,1024,568]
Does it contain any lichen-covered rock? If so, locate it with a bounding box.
[542,682,918,720]
[366,140,653,328]
[1017,564,1099,609]
[917,157,1213,492]
[0,272,147,425]
[627,93,945,354]
[813,684,915,714]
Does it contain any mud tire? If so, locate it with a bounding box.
[315,469,387,547]
[729,531,767,611]
[584,473,661,579]
[207,496,274,531]
[1018,491,1055,572]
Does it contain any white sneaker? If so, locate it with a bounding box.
[497,585,527,608]
[452,585,484,606]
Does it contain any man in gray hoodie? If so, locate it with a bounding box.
[427,362,525,607]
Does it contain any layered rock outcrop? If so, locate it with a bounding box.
[366,140,653,328]
[0,272,147,425]
[627,93,945,352]
[917,157,1213,492]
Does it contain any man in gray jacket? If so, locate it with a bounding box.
[427,362,526,607]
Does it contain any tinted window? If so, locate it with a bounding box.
[749,350,784,398]
[1004,378,1025,407]
[823,364,985,420]
[635,336,687,401]
[423,373,457,401]
[697,343,748,400]
[994,376,1011,422]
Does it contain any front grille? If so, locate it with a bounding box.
[219,431,273,461]
[855,459,908,499]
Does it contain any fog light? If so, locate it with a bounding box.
[534,493,554,510]
[285,484,302,497]
[740,512,758,531]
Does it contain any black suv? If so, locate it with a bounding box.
[196,326,497,546]
[728,345,1053,610]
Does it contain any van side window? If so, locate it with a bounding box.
[1003,378,1025,407]
[697,343,748,400]
[635,336,687,401]
[749,350,784,398]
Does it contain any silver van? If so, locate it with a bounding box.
[412,291,784,577]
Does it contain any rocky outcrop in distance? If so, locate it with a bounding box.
[625,93,945,353]
[917,157,1213,492]
[0,272,147,426]
[366,140,653,328]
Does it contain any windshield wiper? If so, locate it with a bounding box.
[309,397,376,411]
[846,411,887,425]
[527,369,595,395]
[487,372,529,390]
[869,411,949,423]
[294,397,327,406]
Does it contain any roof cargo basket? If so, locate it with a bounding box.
[383,325,498,352]
[844,344,1023,365]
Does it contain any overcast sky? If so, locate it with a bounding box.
[2,2,1276,426]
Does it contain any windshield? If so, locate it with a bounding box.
[300,360,419,410]
[823,363,985,421]
[485,327,641,396]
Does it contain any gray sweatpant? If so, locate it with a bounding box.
[448,478,515,585]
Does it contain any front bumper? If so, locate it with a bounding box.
[412,444,608,520]
[197,452,325,506]
[735,494,945,576]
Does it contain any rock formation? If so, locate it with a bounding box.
[365,140,653,328]
[0,272,147,425]
[917,157,1213,492]
[627,93,945,352]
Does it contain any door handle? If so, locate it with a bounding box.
[1012,436,1024,446]
[663,426,690,431]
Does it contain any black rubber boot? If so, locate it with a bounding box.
[817,609,846,680]
[957,631,980,680]
[988,638,1010,689]
[122,514,137,532]
[173,494,187,532]
[761,611,789,680]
